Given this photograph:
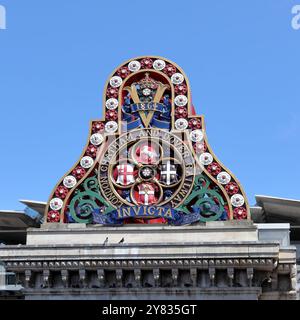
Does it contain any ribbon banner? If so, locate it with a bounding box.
[92,206,202,226]
[122,103,171,130]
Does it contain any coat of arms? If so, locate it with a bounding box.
[45,56,250,225]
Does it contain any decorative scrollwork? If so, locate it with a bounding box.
[68,171,114,223]
[177,174,227,222]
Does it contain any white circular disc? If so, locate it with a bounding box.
[90,133,104,146]
[174,95,188,106]
[105,121,118,133]
[80,156,94,169]
[153,59,166,71]
[142,88,151,96]
[175,118,188,130]
[110,76,122,88]
[63,175,77,188]
[231,194,245,207]
[199,152,213,165]
[217,171,231,184]
[190,129,203,142]
[105,98,118,110]
[50,198,63,211]
[171,72,184,84]
[128,60,141,72]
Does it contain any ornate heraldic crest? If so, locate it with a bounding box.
[45,57,250,225]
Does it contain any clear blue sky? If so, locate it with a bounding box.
[0,0,299,210]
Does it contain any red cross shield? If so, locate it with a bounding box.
[115,164,135,186]
[136,183,157,205]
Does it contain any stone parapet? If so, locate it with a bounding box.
[27,221,258,246]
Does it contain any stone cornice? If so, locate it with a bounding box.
[4,257,277,271]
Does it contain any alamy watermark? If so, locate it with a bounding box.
[292,5,300,30]
[0,4,6,29]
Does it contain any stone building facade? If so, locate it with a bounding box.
[0,217,298,300]
[0,56,298,300]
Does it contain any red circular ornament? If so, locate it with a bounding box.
[174,84,187,95]
[117,67,130,79]
[86,145,97,158]
[92,121,105,133]
[225,182,239,195]
[105,110,118,121]
[47,210,60,223]
[193,141,207,154]
[140,58,153,69]
[163,64,176,76]
[233,207,247,219]
[106,86,119,98]
[55,186,69,199]
[188,118,202,130]
[72,166,86,180]
[207,162,222,176]
[175,106,188,118]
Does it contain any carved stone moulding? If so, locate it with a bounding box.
[4,258,278,271]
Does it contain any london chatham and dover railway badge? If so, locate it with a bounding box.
[45,56,250,225]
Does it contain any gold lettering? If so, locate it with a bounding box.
[139,130,149,138]
[164,208,173,218]
[122,207,131,217]
[132,206,140,216]
[117,209,123,219]
[149,129,160,137]
[156,207,164,217]
[119,137,128,147]
[148,206,155,215]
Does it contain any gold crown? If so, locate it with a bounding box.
[136,73,159,90]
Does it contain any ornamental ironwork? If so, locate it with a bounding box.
[45,56,250,225]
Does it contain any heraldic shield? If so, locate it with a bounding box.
[45,56,250,225]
